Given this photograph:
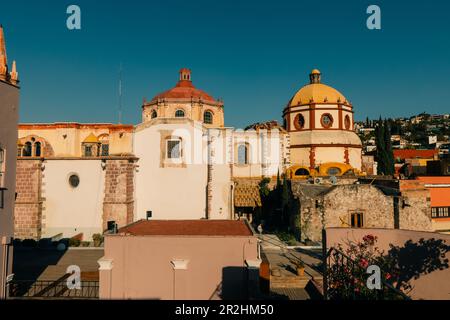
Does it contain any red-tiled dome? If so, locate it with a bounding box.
[151,68,216,102]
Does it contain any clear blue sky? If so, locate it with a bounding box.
[1,0,450,128]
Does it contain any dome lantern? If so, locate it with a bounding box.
[309,69,321,84]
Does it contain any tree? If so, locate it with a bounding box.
[375,118,394,175]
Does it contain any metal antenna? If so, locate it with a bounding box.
[118,63,123,124]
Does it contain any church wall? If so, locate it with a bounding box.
[289,148,311,168]
[41,159,105,240]
[348,147,362,170]
[314,147,346,166]
[18,126,133,157]
[134,121,208,220]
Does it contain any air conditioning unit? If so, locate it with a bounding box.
[314,177,323,184]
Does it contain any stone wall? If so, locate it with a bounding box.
[292,180,433,243]
[399,180,433,231]
[14,159,43,239]
[102,159,136,230]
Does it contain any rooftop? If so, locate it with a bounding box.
[117,219,254,236]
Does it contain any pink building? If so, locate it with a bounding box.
[98,220,261,300]
[0,26,19,299]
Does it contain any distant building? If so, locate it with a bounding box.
[98,219,260,299]
[0,26,19,299]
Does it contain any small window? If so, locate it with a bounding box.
[34,142,41,157]
[23,142,32,157]
[69,174,80,188]
[237,144,249,165]
[350,212,364,228]
[167,140,181,159]
[345,115,351,130]
[151,110,157,119]
[204,111,213,124]
[294,114,305,130]
[321,113,333,128]
[175,110,185,118]
[85,146,92,157]
[101,144,109,156]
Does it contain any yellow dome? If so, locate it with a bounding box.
[289,83,348,106]
[288,69,349,106]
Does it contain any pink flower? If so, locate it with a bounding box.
[359,258,369,269]
[385,273,392,280]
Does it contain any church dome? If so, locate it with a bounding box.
[150,68,218,103]
[288,69,349,106]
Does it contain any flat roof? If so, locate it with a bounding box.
[118,219,254,236]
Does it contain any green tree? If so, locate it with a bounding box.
[375,118,395,175]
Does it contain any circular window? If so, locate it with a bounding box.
[294,114,305,130]
[344,115,351,130]
[321,113,333,128]
[69,174,80,188]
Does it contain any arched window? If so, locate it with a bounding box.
[175,109,185,118]
[151,110,157,119]
[295,168,310,176]
[23,142,32,157]
[99,134,110,156]
[237,144,249,165]
[326,167,342,176]
[204,111,213,124]
[34,142,41,157]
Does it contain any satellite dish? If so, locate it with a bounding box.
[329,176,337,185]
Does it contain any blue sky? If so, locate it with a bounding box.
[1,0,450,128]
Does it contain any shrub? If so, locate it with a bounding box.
[92,233,104,246]
[69,238,81,247]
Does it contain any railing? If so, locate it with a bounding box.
[323,247,411,300]
[8,278,99,299]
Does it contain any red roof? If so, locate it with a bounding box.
[393,149,438,160]
[150,69,218,103]
[118,220,254,236]
[152,80,216,101]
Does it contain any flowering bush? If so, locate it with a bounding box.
[327,234,406,300]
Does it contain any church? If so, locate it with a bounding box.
[15,66,363,241]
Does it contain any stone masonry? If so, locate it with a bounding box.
[102,158,136,230]
[14,159,43,239]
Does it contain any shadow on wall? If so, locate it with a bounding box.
[220,266,247,300]
[326,228,450,299]
[384,238,450,293]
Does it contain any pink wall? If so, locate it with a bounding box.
[326,228,450,300]
[100,234,259,300]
